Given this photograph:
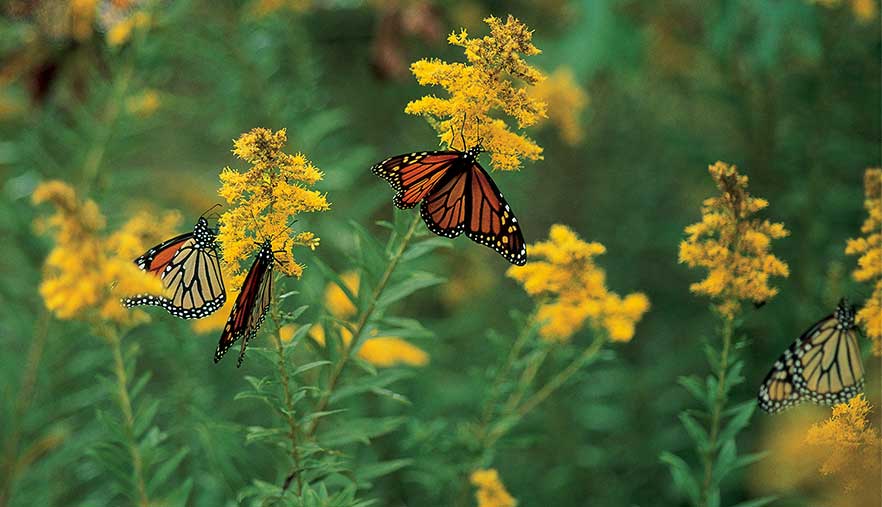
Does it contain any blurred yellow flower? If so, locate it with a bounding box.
[805,394,882,503]
[309,325,428,368]
[324,271,359,319]
[748,407,828,496]
[32,180,180,324]
[679,162,790,319]
[470,468,516,507]
[106,11,150,46]
[529,67,588,145]
[507,224,650,342]
[406,15,546,171]
[309,274,428,367]
[846,168,882,355]
[810,0,878,22]
[70,0,98,41]
[125,89,160,117]
[217,127,329,288]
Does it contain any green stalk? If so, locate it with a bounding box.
[305,212,422,437]
[700,314,734,507]
[0,313,49,507]
[104,327,150,507]
[270,296,304,495]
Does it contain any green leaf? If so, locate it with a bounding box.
[719,401,755,444]
[678,375,707,406]
[133,398,160,437]
[355,458,412,482]
[714,439,737,483]
[732,451,769,471]
[660,452,700,506]
[293,360,332,376]
[402,237,451,261]
[679,412,709,450]
[377,272,445,308]
[244,426,288,444]
[148,446,189,493]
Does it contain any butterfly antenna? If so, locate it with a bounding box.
[459,113,468,151]
[199,203,222,219]
[475,116,486,152]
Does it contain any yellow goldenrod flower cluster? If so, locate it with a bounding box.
[309,272,429,367]
[679,161,790,319]
[406,15,546,171]
[529,67,589,146]
[470,468,517,507]
[217,127,329,288]
[507,224,650,342]
[32,180,180,324]
[805,394,881,503]
[845,168,881,355]
[125,89,161,117]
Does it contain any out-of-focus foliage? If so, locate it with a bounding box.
[1,1,879,506]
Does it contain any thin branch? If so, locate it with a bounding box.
[104,326,150,507]
[304,212,422,437]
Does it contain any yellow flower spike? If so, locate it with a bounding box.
[217,128,330,286]
[679,162,789,318]
[470,468,517,507]
[508,224,650,342]
[406,15,546,171]
[32,181,181,325]
[846,168,882,355]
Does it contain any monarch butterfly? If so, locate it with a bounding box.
[757,299,864,413]
[214,239,277,367]
[122,216,226,319]
[371,146,527,265]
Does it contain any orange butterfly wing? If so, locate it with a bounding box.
[372,151,461,209]
[420,160,526,265]
[215,242,274,366]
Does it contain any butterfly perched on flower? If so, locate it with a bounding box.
[371,145,527,265]
[214,239,279,367]
[757,299,864,413]
[122,216,226,319]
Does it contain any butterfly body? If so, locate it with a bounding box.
[123,217,226,319]
[372,148,527,265]
[758,300,864,413]
[214,239,276,367]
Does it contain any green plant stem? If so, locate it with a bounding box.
[104,328,150,507]
[270,302,304,495]
[305,212,422,438]
[700,314,735,507]
[479,311,537,425]
[0,312,49,507]
[485,335,605,450]
[80,57,135,190]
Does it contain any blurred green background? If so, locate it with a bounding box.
[1,1,879,506]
